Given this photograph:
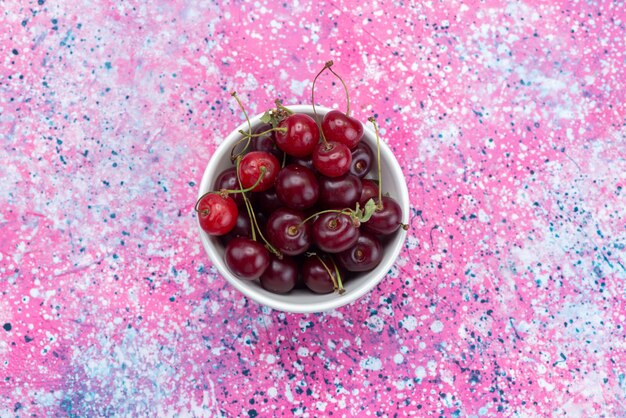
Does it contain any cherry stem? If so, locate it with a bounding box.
[311,253,342,293]
[368,116,384,210]
[234,157,281,257]
[274,99,294,116]
[230,91,253,162]
[311,60,334,144]
[326,65,351,117]
[329,257,345,294]
[298,208,351,227]
[237,127,286,138]
[194,167,267,213]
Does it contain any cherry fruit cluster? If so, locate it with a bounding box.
[196,61,406,295]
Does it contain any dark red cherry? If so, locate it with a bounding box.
[288,155,314,170]
[254,187,283,215]
[318,174,362,209]
[359,179,379,207]
[363,196,403,235]
[214,168,245,207]
[197,193,238,236]
[221,210,252,242]
[265,208,311,255]
[275,164,319,210]
[312,141,352,178]
[349,142,374,179]
[249,123,283,159]
[260,255,298,294]
[238,151,280,192]
[336,232,382,272]
[302,255,339,294]
[275,113,320,157]
[224,237,270,280]
[321,110,364,149]
[312,212,360,253]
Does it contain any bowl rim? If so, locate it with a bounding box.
[197,104,410,313]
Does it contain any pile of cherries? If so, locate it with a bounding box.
[196,61,405,295]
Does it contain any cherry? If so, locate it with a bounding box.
[359,179,379,207]
[238,151,280,192]
[196,193,238,236]
[221,210,252,243]
[362,196,403,235]
[249,123,283,159]
[214,168,245,207]
[336,231,382,272]
[265,208,311,255]
[318,174,362,209]
[288,155,314,170]
[275,164,319,210]
[260,255,298,294]
[312,141,352,177]
[224,237,270,280]
[312,212,360,253]
[275,113,320,157]
[302,254,341,294]
[349,142,374,178]
[254,187,283,215]
[321,110,364,149]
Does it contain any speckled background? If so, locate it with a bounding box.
[2,0,626,416]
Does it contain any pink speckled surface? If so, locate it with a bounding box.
[1,0,626,416]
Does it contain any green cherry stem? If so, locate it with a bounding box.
[326,65,351,117]
[329,257,345,294]
[297,208,352,227]
[234,157,281,257]
[230,91,253,162]
[311,60,334,144]
[194,167,267,215]
[368,116,384,210]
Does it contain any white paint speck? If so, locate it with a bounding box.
[393,354,404,364]
[415,366,426,380]
[401,315,418,331]
[360,356,382,371]
[430,320,444,333]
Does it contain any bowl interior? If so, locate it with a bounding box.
[198,105,409,313]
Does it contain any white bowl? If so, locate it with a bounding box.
[197,105,409,313]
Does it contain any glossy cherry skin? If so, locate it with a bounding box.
[302,255,339,294]
[221,210,252,243]
[359,179,379,207]
[312,141,352,177]
[224,237,270,280]
[197,193,238,236]
[336,232,383,272]
[238,151,280,192]
[362,196,403,235]
[349,142,374,179]
[254,187,283,215]
[318,174,362,209]
[275,113,320,157]
[321,110,364,149]
[288,155,314,170]
[275,164,319,210]
[312,212,360,253]
[214,168,245,207]
[249,123,283,159]
[260,255,298,294]
[265,208,311,255]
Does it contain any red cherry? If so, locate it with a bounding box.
[312,141,352,178]
[238,151,280,192]
[196,193,238,236]
[275,114,320,157]
[359,179,379,207]
[321,110,364,149]
[225,237,270,280]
